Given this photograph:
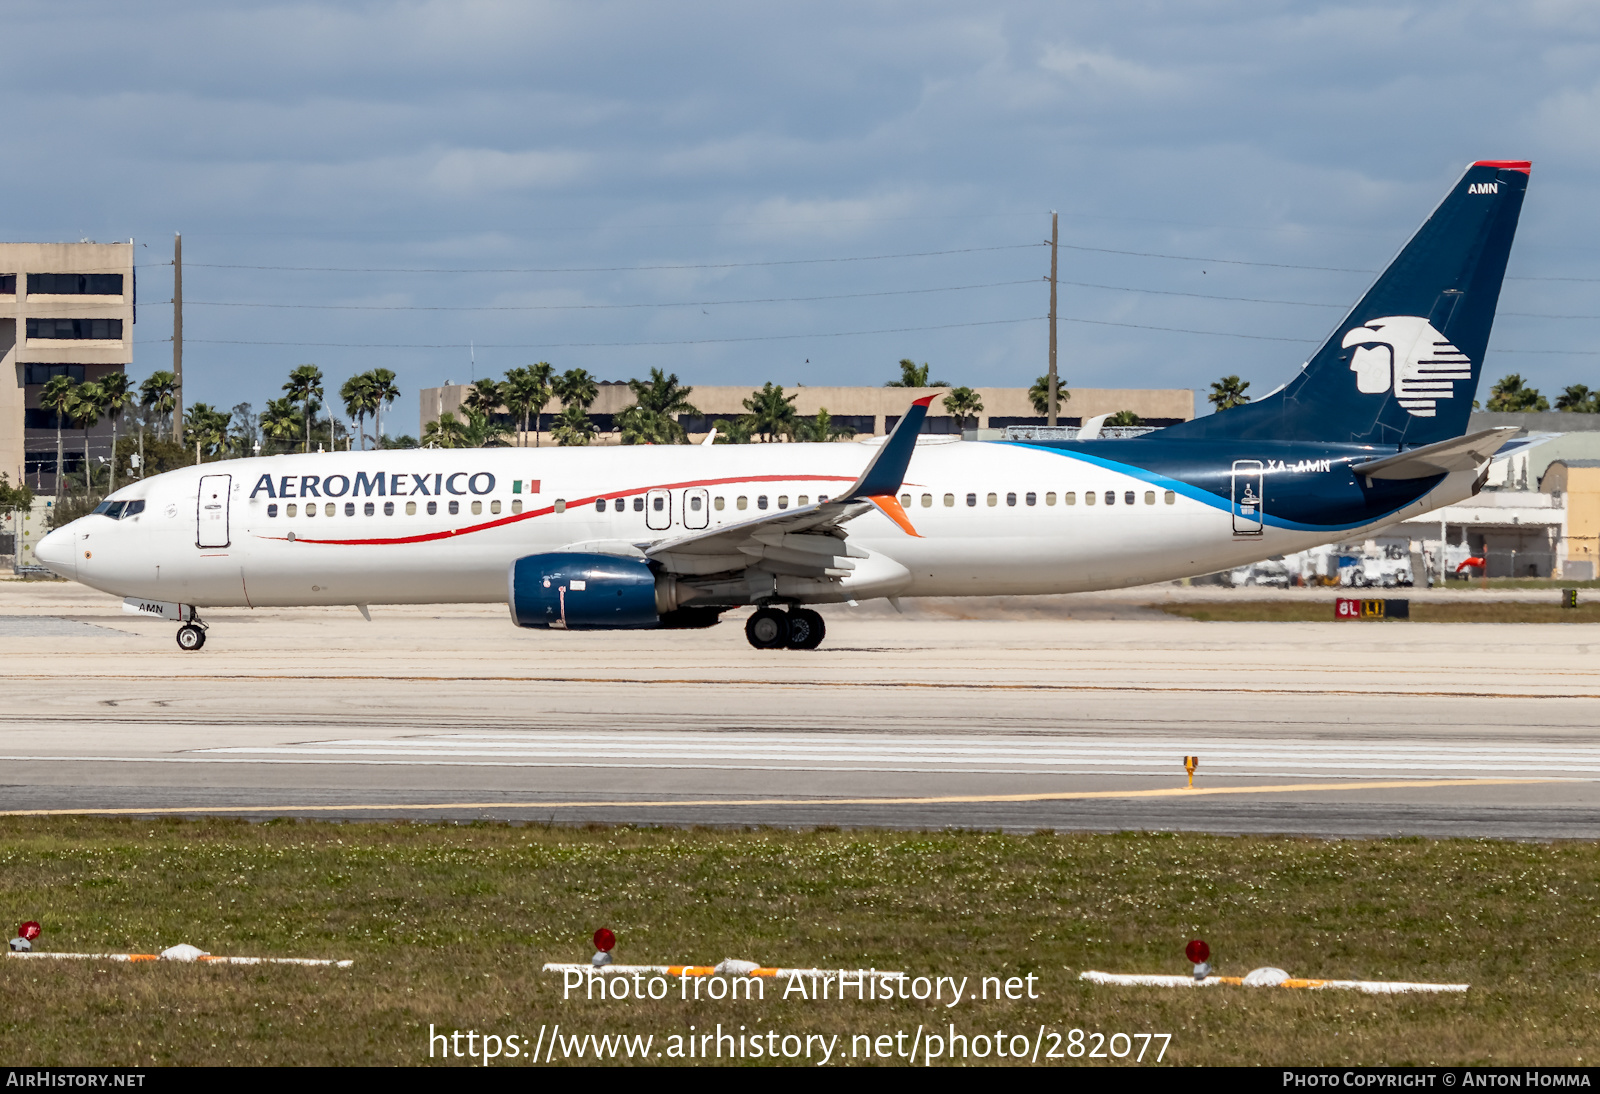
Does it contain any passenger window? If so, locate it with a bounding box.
[653,496,664,511]
[364,501,376,516]
[406,501,417,515]
[737,496,748,510]
[1006,492,1017,507]
[967,493,977,507]
[757,496,768,510]
[596,498,607,512]
[267,503,278,518]
[900,494,911,508]
[511,499,522,514]
[1165,490,1176,505]
[471,500,483,515]
[944,494,955,507]
[305,504,316,518]
[447,500,458,516]
[344,502,356,516]
[1084,492,1095,506]
[714,497,725,510]
[920,494,932,508]
[554,499,566,513]
[427,501,438,516]
[490,500,502,514]
[1025,492,1036,506]
[690,496,703,512]
[1105,491,1116,506]
[777,496,788,509]
[986,493,997,507]
[633,497,644,512]
[1124,491,1135,506]
[1144,491,1155,505]
[384,501,395,516]
[1045,492,1056,506]
[286,503,297,517]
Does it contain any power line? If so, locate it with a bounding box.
[1060,316,1318,344]
[177,243,1043,275]
[1058,278,1342,308]
[166,279,1039,313]
[181,315,1047,350]
[1059,242,1372,274]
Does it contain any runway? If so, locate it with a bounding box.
[1,581,1598,837]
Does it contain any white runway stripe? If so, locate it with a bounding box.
[193,731,1600,780]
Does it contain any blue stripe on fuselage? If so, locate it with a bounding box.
[997,439,1444,532]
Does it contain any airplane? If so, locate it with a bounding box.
[37,160,1532,652]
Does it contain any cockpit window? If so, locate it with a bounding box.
[90,499,144,520]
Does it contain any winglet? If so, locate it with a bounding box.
[837,395,938,501]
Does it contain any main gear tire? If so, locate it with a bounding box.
[745,607,790,650]
[786,608,825,650]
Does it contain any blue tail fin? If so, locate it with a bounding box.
[1163,161,1529,446]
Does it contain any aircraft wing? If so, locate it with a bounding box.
[644,395,936,580]
[1349,427,1520,482]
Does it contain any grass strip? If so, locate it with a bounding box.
[1,818,1598,1066]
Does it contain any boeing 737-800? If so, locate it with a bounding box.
[37,160,1533,651]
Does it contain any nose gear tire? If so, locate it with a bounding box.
[176,624,206,651]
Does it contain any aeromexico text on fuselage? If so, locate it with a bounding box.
[248,470,502,499]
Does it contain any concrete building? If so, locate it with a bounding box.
[1541,460,1600,581]
[0,241,136,493]
[418,381,1194,444]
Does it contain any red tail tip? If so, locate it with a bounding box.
[911,394,939,407]
[1473,160,1531,174]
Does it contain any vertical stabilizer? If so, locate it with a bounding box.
[1164,161,1529,446]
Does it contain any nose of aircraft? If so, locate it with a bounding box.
[34,526,75,579]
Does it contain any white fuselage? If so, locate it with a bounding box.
[38,438,1475,609]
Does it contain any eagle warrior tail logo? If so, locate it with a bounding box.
[1343,316,1472,419]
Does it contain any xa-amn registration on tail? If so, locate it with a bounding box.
[39,161,1533,651]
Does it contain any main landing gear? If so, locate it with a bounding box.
[745,606,826,651]
[176,617,208,651]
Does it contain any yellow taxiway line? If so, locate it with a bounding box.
[0,777,1554,817]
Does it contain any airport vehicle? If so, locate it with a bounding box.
[38,161,1534,651]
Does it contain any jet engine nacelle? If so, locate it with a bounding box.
[508,551,665,629]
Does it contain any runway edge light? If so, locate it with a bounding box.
[592,927,616,967]
[9,921,41,952]
[1184,756,1198,788]
[1186,939,1211,981]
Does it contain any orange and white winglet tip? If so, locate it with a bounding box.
[866,494,921,537]
[1079,970,1466,994]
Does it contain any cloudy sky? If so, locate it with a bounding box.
[5,0,1600,433]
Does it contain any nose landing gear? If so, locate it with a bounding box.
[744,606,826,651]
[176,618,208,651]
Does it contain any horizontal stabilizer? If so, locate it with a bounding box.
[1349,427,1519,482]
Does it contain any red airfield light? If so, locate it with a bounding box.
[593,928,616,953]
[19,922,40,942]
[1185,939,1209,965]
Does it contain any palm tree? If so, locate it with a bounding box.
[1208,375,1252,411]
[743,382,799,442]
[70,382,105,497]
[1105,409,1144,426]
[369,368,399,446]
[616,404,677,444]
[551,403,597,446]
[260,397,301,453]
[40,374,77,500]
[340,373,378,450]
[711,416,756,443]
[792,407,856,443]
[422,411,465,449]
[502,364,552,447]
[462,377,503,418]
[283,364,325,452]
[616,369,698,445]
[942,387,984,430]
[1487,374,1548,412]
[884,358,949,388]
[1555,384,1596,413]
[183,402,230,462]
[1029,375,1070,416]
[552,368,598,410]
[99,372,133,492]
[139,370,177,434]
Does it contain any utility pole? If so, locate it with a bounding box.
[172,232,183,443]
[1047,211,1059,426]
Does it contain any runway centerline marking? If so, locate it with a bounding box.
[0,778,1556,817]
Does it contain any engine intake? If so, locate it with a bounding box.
[509,552,662,629]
